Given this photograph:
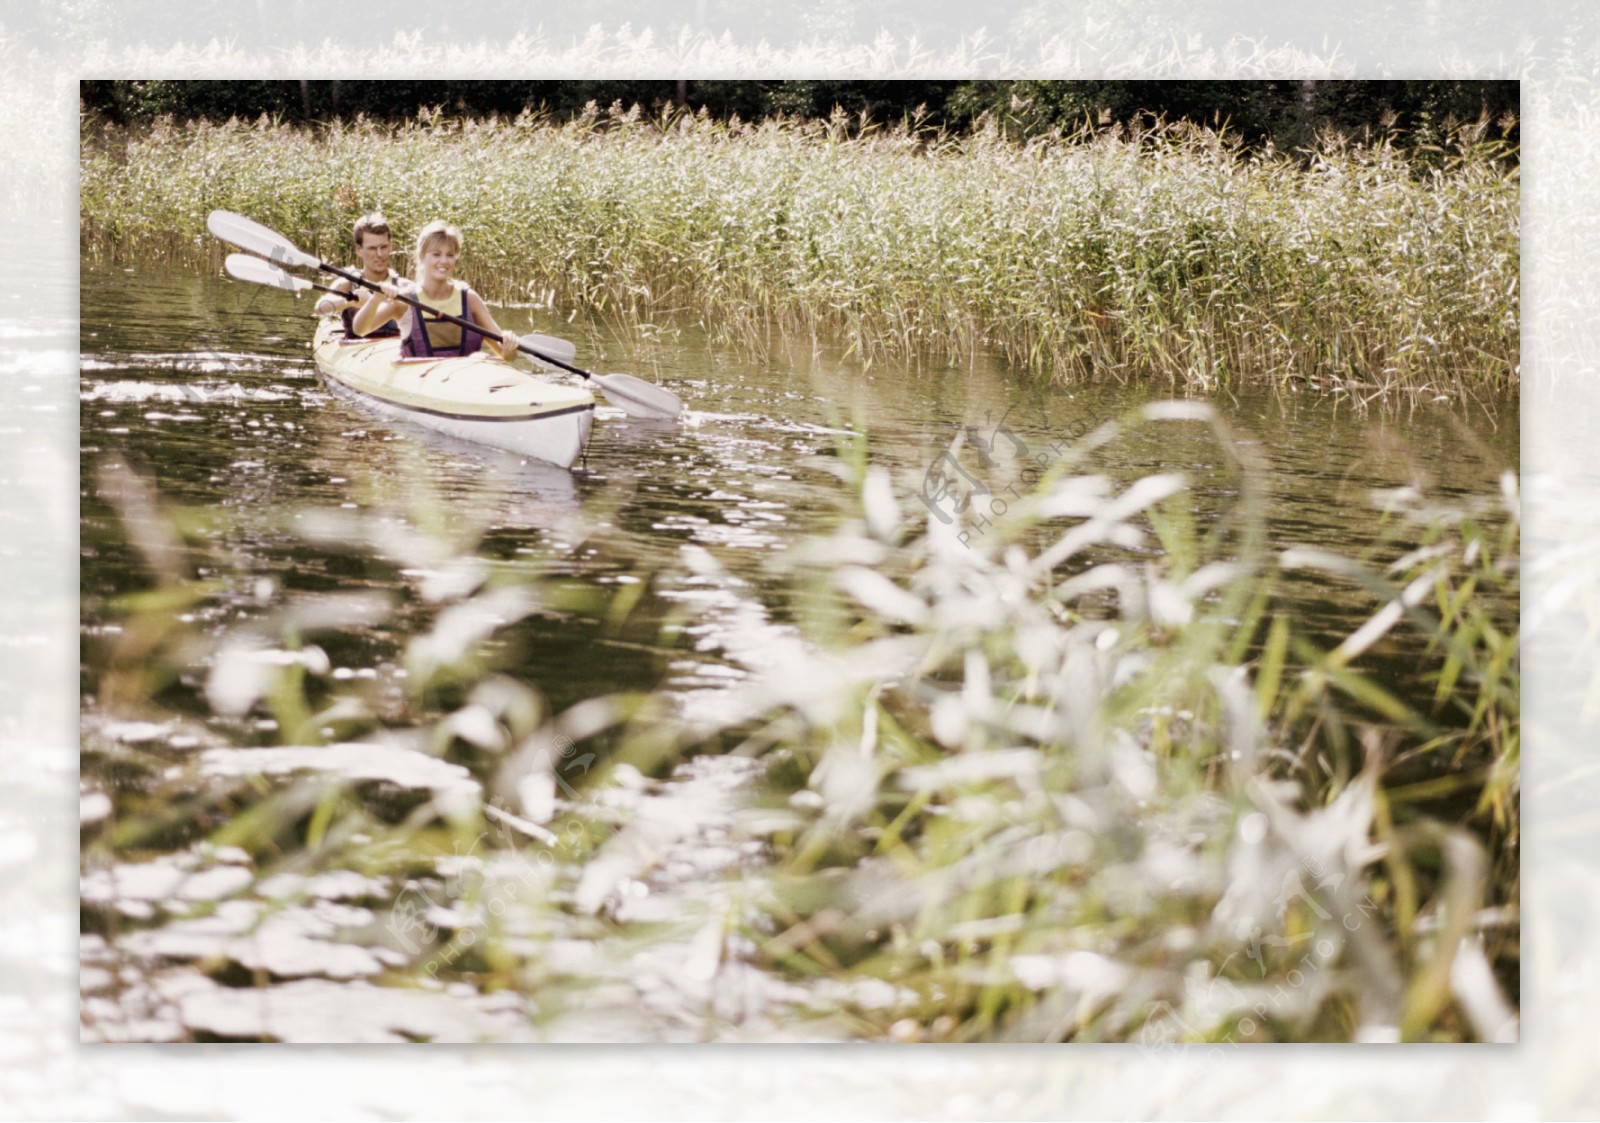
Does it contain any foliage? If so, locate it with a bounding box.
[654,403,1520,1042]
[80,110,1519,399]
[81,403,1519,1042]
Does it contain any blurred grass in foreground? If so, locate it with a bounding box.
[82,404,1517,1042]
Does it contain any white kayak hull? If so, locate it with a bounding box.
[311,318,595,469]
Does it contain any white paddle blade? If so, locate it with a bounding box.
[517,334,578,369]
[225,253,314,293]
[207,210,320,269]
[596,373,684,419]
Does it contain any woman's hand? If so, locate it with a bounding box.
[498,331,520,361]
[379,280,418,305]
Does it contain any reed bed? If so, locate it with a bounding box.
[80,108,1519,397]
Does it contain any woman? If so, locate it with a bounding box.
[354,220,520,360]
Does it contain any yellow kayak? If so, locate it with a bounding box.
[311,317,595,469]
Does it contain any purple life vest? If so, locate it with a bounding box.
[400,282,484,359]
[340,270,401,339]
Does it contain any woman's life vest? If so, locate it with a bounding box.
[339,270,401,339]
[399,280,485,359]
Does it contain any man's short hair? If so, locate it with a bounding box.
[353,213,391,247]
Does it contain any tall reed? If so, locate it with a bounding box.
[80,108,1519,398]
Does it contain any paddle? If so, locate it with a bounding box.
[208,211,683,419]
[223,253,580,368]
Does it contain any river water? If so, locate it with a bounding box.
[78,260,1518,1041]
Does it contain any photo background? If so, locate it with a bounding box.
[4,0,1588,1115]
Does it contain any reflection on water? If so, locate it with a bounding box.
[79,259,1518,1041]
[82,263,1518,666]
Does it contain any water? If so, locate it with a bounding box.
[78,260,1518,1041]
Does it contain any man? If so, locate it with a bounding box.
[313,213,400,338]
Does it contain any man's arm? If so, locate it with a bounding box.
[313,277,358,317]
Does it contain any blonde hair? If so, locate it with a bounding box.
[413,221,463,279]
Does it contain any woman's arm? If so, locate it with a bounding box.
[353,282,408,336]
[467,291,520,360]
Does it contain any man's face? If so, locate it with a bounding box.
[356,231,393,275]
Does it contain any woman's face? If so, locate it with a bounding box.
[419,240,459,284]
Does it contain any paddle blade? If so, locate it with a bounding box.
[207,210,320,270]
[225,253,315,293]
[515,334,578,370]
[595,373,684,419]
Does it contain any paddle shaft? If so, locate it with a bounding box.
[311,277,376,300]
[321,260,598,382]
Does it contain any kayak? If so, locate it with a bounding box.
[311,317,596,469]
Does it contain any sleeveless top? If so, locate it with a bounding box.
[339,270,401,339]
[399,280,484,358]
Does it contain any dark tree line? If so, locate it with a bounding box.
[80,80,1519,151]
